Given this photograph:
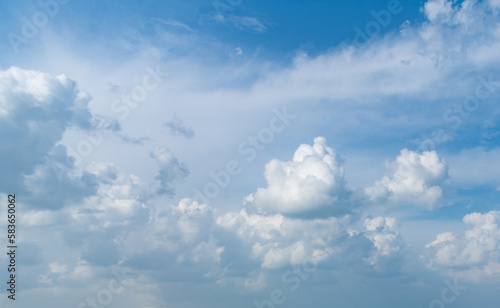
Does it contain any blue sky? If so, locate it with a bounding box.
[1,0,500,307]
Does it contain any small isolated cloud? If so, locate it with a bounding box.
[425,211,500,280]
[364,149,448,209]
[163,114,194,139]
[49,262,68,274]
[244,137,352,218]
[425,231,456,248]
[230,47,243,58]
[149,145,189,196]
[152,18,194,32]
[215,15,268,33]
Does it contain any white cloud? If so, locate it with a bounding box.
[244,137,352,217]
[362,217,405,274]
[423,0,455,24]
[364,217,400,256]
[425,231,456,248]
[4,0,500,305]
[364,149,448,209]
[217,209,344,269]
[216,208,405,277]
[216,15,268,33]
[67,162,149,230]
[0,67,93,194]
[49,262,68,274]
[152,18,194,32]
[425,211,500,279]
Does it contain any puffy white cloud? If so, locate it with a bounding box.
[0,67,93,193]
[163,198,215,245]
[425,211,500,279]
[364,217,401,257]
[217,210,344,269]
[216,208,406,279]
[101,198,227,282]
[362,217,405,275]
[364,149,448,209]
[244,137,352,217]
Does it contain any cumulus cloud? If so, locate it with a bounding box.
[244,137,352,218]
[0,67,93,193]
[364,149,448,209]
[150,145,189,196]
[362,217,405,275]
[61,162,151,267]
[5,1,500,305]
[209,137,407,279]
[215,209,406,279]
[120,198,225,281]
[425,211,500,280]
[217,210,344,269]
